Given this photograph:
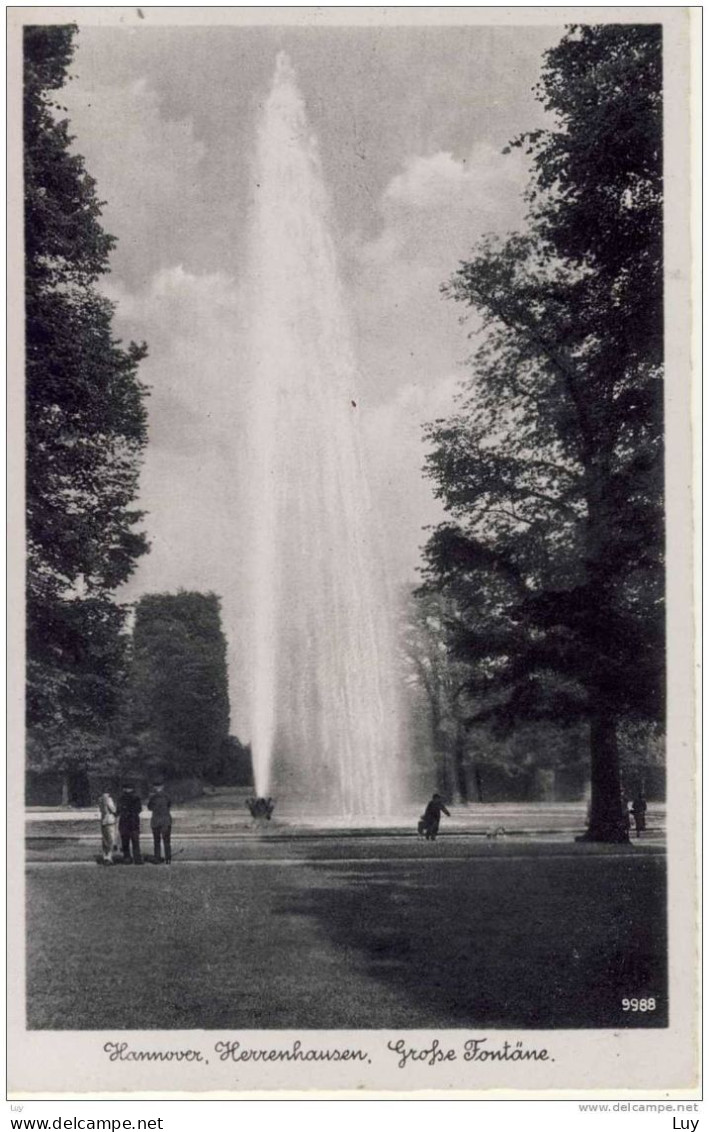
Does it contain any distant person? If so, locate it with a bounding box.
[148,783,173,864]
[421,793,450,841]
[98,788,117,865]
[117,784,143,864]
[630,794,648,837]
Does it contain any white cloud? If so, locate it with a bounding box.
[385,143,526,212]
[345,140,527,413]
[360,375,461,585]
[61,76,206,278]
[104,265,243,445]
[354,142,528,289]
[337,141,530,584]
[108,265,249,602]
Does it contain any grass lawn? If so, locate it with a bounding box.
[26,845,667,1030]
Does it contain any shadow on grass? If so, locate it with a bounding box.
[270,854,668,1029]
[26,850,667,1030]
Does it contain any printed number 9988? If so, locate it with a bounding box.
[622,998,656,1012]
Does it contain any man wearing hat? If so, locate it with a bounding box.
[421,793,451,841]
[148,782,173,864]
[117,784,143,864]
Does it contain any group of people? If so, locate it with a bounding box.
[94,786,648,860]
[98,783,173,865]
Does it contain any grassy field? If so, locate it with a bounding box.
[26,843,667,1031]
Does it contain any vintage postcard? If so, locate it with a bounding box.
[8,5,699,1097]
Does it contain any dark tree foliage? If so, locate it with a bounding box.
[521,24,663,359]
[24,26,149,771]
[421,25,663,842]
[126,593,230,780]
[208,735,255,787]
[402,587,589,803]
[400,589,471,801]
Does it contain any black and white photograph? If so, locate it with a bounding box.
[9,5,697,1097]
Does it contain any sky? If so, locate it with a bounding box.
[61,19,564,613]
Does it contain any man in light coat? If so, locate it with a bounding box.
[98,788,117,865]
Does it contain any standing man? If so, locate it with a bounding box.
[98,787,117,865]
[422,793,451,841]
[117,783,143,864]
[148,782,173,864]
[630,793,648,837]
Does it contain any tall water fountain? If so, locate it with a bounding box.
[243,53,404,819]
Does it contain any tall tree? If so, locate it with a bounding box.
[24,25,149,781]
[401,588,589,803]
[422,25,663,841]
[125,593,230,780]
[400,590,471,802]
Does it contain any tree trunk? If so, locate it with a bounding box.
[453,724,469,804]
[580,461,630,844]
[579,705,629,843]
[474,767,484,802]
[433,732,453,799]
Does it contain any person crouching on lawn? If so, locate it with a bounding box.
[148,782,173,864]
[118,783,143,864]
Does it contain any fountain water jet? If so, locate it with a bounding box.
[243,53,404,818]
